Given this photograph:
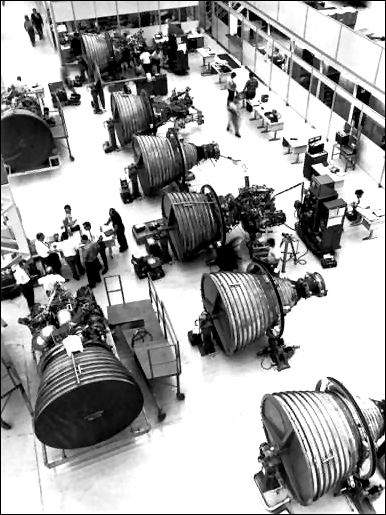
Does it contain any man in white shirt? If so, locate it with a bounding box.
[139,48,152,74]
[35,232,62,274]
[38,267,66,297]
[58,232,84,280]
[13,259,36,312]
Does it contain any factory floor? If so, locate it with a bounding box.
[1,2,385,514]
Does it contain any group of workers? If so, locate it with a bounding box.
[225,71,260,138]
[12,205,129,314]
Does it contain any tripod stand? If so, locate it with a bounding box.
[1,354,33,430]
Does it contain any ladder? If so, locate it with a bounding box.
[103,274,125,306]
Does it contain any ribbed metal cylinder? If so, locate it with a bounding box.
[201,272,298,355]
[180,141,198,171]
[133,135,182,196]
[34,344,144,449]
[162,192,221,261]
[1,109,54,172]
[261,390,384,506]
[81,33,111,71]
[111,92,152,146]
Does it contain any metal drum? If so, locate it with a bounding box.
[111,92,153,146]
[162,190,223,261]
[81,33,112,72]
[1,109,54,172]
[34,344,144,449]
[201,272,300,355]
[261,378,385,506]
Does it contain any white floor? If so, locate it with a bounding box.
[1,2,385,514]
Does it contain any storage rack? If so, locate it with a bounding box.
[47,90,75,163]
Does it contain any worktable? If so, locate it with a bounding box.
[282,129,321,164]
[354,207,385,240]
[312,163,346,194]
[251,102,284,141]
[197,47,216,74]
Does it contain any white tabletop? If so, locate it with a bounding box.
[197,47,216,59]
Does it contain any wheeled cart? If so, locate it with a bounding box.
[105,274,185,422]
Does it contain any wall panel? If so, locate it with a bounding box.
[249,1,279,20]
[287,77,309,118]
[304,7,341,58]
[336,27,383,84]
[277,1,307,36]
[72,1,95,21]
[51,1,74,22]
[94,1,117,18]
[357,134,385,186]
[217,17,228,49]
[255,50,271,86]
[270,65,289,101]
[307,94,330,140]
[243,41,256,72]
[117,1,140,14]
[375,51,385,92]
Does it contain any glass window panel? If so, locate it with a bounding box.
[292,62,311,91]
[254,43,271,85]
[159,9,179,24]
[319,82,334,108]
[362,116,385,147]
[243,40,256,71]
[215,4,229,26]
[248,10,268,32]
[333,92,351,121]
[120,13,140,29]
[140,10,160,27]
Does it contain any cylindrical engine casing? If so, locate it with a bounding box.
[133,135,198,196]
[111,92,152,146]
[1,109,54,172]
[162,192,221,261]
[261,389,384,505]
[201,272,298,354]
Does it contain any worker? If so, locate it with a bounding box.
[58,232,84,281]
[242,72,259,111]
[82,222,109,275]
[105,208,128,253]
[151,47,163,74]
[13,260,36,312]
[226,72,237,104]
[347,189,364,223]
[12,76,27,95]
[139,46,152,75]
[272,48,285,69]
[62,204,80,234]
[80,235,102,288]
[31,8,44,40]
[226,95,241,138]
[35,233,62,275]
[38,267,66,297]
[70,32,82,58]
[120,46,132,75]
[24,15,36,47]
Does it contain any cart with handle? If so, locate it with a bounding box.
[105,274,185,422]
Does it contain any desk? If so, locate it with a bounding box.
[282,130,320,164]
[312,163,346,194]
[197,47,216,75]
[211,59,232,87]
[251,102,284,141]
[354,207,385,240]
[186,33,204,51]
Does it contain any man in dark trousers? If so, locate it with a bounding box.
[31,8,44,40]
[80,235,102,288]
[13,260,36,312]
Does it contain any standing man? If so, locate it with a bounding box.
[139,46,152,75]
[226,72,237,104]
[80,235,102,289]
[24,15,36,47]
[242,72,259,111]
[58,232,84,280]
[35,233,62,274]
[82,222,109,275]
[226,95,241,138]
[31,8,44,40]
[105,208,128,253]
[62,204,80,234]
[13,260,36,313]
